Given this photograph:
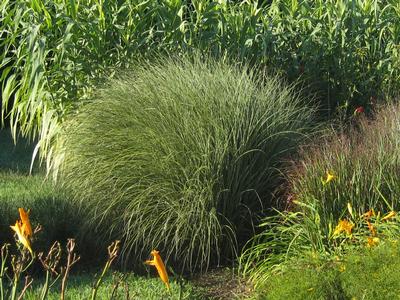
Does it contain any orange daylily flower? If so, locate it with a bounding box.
[333,219,354,236]
[10,221,32,254]
[19,208,33,238]
[145,250,170,290]
[382,211,396,221]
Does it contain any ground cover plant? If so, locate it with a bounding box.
[251,240,400,300]
[1,0,399,170]
[56,56,315,272]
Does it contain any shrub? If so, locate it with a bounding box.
[57,57,315,271]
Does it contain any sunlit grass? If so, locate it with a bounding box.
[252,240,400,300]
[0,129,82,253]
[23,273,204,300]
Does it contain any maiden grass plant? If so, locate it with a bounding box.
[57,57,315,272]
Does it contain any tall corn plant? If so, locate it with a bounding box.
[1,0,400,173]
[0,0,263,173]
[262,0,400,114]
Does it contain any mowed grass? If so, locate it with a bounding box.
[23,273,204,300]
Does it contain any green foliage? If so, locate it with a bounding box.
[1,0,400,170]
[255,261,343,300]
[340,240,400,299]
[23,272,204,300]
[288,104,400,233]
[240,104,400,287]
[239,209,329,287]
[252,241,400,300]
[57,57,315,272]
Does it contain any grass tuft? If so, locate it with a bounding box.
[57,56,315,272]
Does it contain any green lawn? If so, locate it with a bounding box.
[23,273,204,300]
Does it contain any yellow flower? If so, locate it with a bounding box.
[322,170,335,185]
[333,219,354,236]
[145,250,170,290]
[10,221,32,254]
[19,208,33,238]
[367,237,379,248]
[382,211,396,221]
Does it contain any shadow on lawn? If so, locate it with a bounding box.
[0,129,38,173]
[0,129,99,268]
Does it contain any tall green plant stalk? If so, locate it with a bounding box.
[0,244,9,300]
[91,241,120,300]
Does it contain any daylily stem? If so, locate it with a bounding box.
[91,261,112,300]
[40,271,50,300]
[10,274,18,300]
[0,245,7,300]
[91,241,120,300]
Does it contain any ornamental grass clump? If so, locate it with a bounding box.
[57,57,315,271]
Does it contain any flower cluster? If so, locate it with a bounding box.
[332,203,397,249]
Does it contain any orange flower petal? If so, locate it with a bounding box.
[145,250,170,290]
[10,221,32,254]
[19,208,33,238]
